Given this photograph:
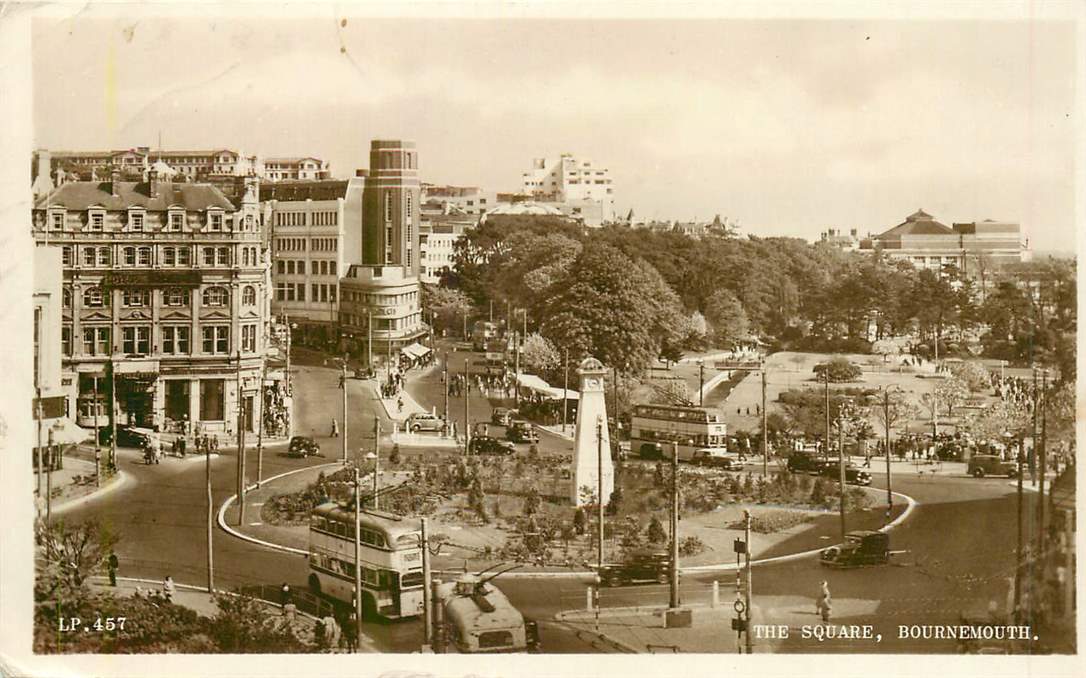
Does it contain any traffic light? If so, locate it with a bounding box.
[731,617,746,632]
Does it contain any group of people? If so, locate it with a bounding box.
[263,385,292,438]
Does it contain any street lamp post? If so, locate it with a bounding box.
[698,360,705,407]
[369,418,381,510]
[353,465,364,651]
[341,355,349,464]
[761,362,768,477]
[596,416,605,572]
[669,441,680,610]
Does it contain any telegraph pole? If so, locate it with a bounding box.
[838,407,847,540]
[256,360,266,486]
[421,517,432,649]
[883,389,893,517]
[562,349,569,434]
[109,355,117,471]
[514,333,521,407]
[206,423,214,592]
[35,388,43,497]
[698,362,705,407]
[1038,369,1048,556]
[464,359,471,452]
[236,349,247,525]
[373,416,381,510]
[761,363,768,477]
[1031,366,1039,487]
[46,429,54,524]
[669,441,680,609]
[92,376,101,488]
[284,313,292,395]
[744,509,753,654]
[341,355,348,464]
[367,311,373,370]
[442,356,449,431]
[1014,442,1024,622]
[353,465,363,651]
[597,416,605,571]
[823,371,830,459]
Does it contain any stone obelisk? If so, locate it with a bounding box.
[571,357,614,507]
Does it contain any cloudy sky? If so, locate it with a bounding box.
[31,6,1078,251]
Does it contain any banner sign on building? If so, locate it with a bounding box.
[102,270,202,289]
[32,395,68,419]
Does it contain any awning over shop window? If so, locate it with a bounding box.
[35,417,93,446]
[401,343,432,359]
[515,373,579,401]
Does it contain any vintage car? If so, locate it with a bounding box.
[820,530,890,568]
[816,459,873,486]
[287,436,321,458]
[406,412,446,433]
[690,448,740,470]
[967,454,1018,478]
[468,436,517,457]
[787,452,820,474]
[505,420,539,444]
[638,442,665,461]
[491,408,518,427]
[598,550,672,587]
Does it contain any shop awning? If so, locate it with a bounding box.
[401,343,432,359]
[515,373,579,401]
[36,417,93,446]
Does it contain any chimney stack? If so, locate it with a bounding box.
[148,168,160,198]
[110,168,121,197]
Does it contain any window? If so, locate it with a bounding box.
[169,211,184,231]
[82,286,106,308]
[242,285,256,306]
[275,283,287,301]
[163,288,190,307]
[178,247,191,266]
[62,246,74,266]
[89,211,104,231]
[298,260,306,275]
[202,286,228,307]
[138,247,151,266]
[81,248,94,266]
[209,212,223,231]
[163,247,176,266]
[297,284,305,301]
[242,325,256,352]
[406,193,412,220]
[130,212,144,231]
[242,248,250,267]
[330,261,336,275]
[124,247,136,266]
[312,283,319,301]
[216,247,229,266]
[329,285,336,302]
[384,191,392,222]
[277,260,285,275]
[245,214,253,230]
[162,326,190,354]
[98,247,111,266]
[287,261,295,275]
[202,326,229,354]
[200,379,225,420]
[62,326,72,356]
[122,325,151,354]
[51,212,65,230]
[122,289,150,307]
[62,288,72,309]
[82,327,110,356]
[202,247,215,266]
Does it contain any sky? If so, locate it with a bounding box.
[30,7,1078,252]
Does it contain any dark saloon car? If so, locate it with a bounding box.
[468,435,516,456]
[599,550,672,587]
[505,420,539,444]
[787,452,819,474]
[100,425,153,449]
[690,448,739,470]
[967,454,1018,478]
[820,530,890,568]
[287,436,321,458]
[816,459,872,486]
[491,408,517,427]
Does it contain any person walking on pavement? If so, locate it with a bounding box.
[107,551,118,586]
[162,575,175,603]
[280,582,292,606]
[331,418,339,437]
[397,397,404,414]
[816,581,832,622]
[342,612,358,653]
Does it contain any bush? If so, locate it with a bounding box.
[735,510,814,534]
[678,536,706,557]
[645,516,668,544]
[812,357,863,383]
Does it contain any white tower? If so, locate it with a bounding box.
[571,357,614,507]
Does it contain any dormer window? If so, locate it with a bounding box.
[168,209,185,232]
[88,209,105,232]
[128,209,146,232]
[208,211,223,232]
[49,209,66,231]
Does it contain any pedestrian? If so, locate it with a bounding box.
[342,612,359,653]
[397,397,404,414]
[162,575,175,603]
[107,550,118,587]
[322,614,340,651]
[280,582,292,606]
[816,581,832,622]
[331,418,339,437]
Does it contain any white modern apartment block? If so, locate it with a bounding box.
[263,179,364,336]
[418,219,469,284]
[521,153,615,225]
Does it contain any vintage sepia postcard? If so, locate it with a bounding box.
[0,2,1082,677]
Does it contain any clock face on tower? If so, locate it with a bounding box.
[583,376,602,391]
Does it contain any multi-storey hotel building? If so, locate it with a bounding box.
[31,169,270,436]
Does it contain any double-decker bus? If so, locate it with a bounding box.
[438,572,540,653]
[629,403,728,462]
[306,502,425,619]
[471,321,499,351]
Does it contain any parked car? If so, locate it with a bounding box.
[638,442,665,461]
[287,436,321,458]
[505,420,539,444]
[406,412,445,433]
[690,448,739,470]
[820,530,890,568]
[611,440,631,462]
[787,452,819,474]
[816,459,872,486]
[101,425,153,449]
[491,408,517,427]
[599,550,671,587]
[967,454,1018,478]
[468,436,516,456]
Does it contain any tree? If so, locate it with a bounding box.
[645,515,667,544]
[35,519,119,602]
[947,360,991,394]
[210,592,310,653]
[541,243,683,374]
[868,389,920,454]
[649,378,694,407]
[520,333,561,381]
[421,284,473,336]
[872,339,900,363]
[812,357,862,383]
[704,288,750,349]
